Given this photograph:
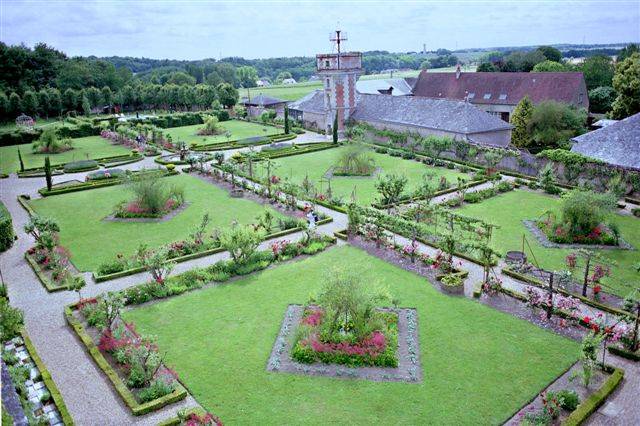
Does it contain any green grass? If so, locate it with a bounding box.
[255,146,469,206]
[0,117,62,133]
[457,190,640,298]
[123,245,578,425]
[0,135,132,174]
[29,174,287,271]
[164,120,281,146]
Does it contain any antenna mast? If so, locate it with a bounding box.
[330,29,348,69]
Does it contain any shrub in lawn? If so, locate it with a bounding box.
[197,114,224,136]
[291,268,398,368]
[375,173,408,206]
[86,168,125,181]
[116,171,184,218]
[334,143,376,176]
[0,298,24,341]
[32,127,73,154]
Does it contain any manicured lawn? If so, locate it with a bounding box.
[29,174,287,271]
[0,136,132,174]
[164,120,281,146]
[0,117,62,133]
[240,82,322,102]
[123,245,578,425]
[457,190,640,297]
[255,146,469,205]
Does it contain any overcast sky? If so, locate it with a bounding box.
[1,0,639,60]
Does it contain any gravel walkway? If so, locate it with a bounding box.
[1,150,638,425]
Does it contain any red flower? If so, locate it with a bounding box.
[582,316,591,325]
[593,285,602,294]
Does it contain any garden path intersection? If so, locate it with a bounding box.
[0,140,638,424]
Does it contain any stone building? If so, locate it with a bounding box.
[411,68,589,122]
[240,94,287,119]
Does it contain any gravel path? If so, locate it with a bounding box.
[0,149,637,425]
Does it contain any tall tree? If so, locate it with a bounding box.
[63,88,78,112]
[0,92,8,121]
[81,93,91,116]
[216,83,238,109]
[532,60,567,72]
[611,53,640,119]
[8,92,21,116]
[536,46,562,63]
[47,88,62,117]
[617,43,639,62]
[581,55,615,90]
[332,113,338,144]
[44,156,52,191]
[237,66,258,88]
[21,90,39,116]
[37,89,50,118]
[284,106,290,134]
[510,96,534,147]
[588,86,616,114]
[101,86,113,112]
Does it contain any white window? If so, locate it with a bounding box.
[467,92,475,99]
[499,94,507,100]
[483,93,491,99]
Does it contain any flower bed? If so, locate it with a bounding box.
[64,302,188,415]
[291,306,398,368]
[267,304,421,382]
[524,220,633,250]
[114,197,183,219]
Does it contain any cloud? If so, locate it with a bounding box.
[1,0,638,59]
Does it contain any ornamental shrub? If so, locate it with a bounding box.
[219,224,263,264]
[556,389,580,411]
[0,201,14,252]
[560,190,615,237]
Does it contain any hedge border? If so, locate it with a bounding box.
[252,142,338,161]
[562,366,624,426]
[16,153,142,177]
[191,132,295,152]
[24,252,72,292]
[37,170,180,196]
[501,267,633,318]
[93,217,333,282]
[17,195,35,216]
[20,330,75,425]
[64,305,188,416]
[372,178,489,210]
[154,154,213,166]
[607,345,640,361]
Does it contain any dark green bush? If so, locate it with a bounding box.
[557,389,580,411]
[0,201,14,252]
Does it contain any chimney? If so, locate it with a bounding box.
[455,64,461,80]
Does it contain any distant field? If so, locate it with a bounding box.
[241,65,476,102]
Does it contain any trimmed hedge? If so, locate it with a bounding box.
[93,216,333,282]
[21,330,74,425]
[501,267,633,318]
[63,160,99,173]
[562,366,624,426]
[372,178,489,210]
[64,306,188,415]
[608,345,640,361]
[0,200,14,252]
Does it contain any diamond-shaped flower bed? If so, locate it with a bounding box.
[267,304,422,383]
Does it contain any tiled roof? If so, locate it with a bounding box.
[351,93,513,135]
[571,112,640,170]
[288,90,325,114]
[356,78,413,96]
[241,93,286,107]
[412,71,589,108]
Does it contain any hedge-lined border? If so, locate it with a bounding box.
[17,154,143,177]
[501,267,633,318]
[24,252,72,292]
[252,143,338,161]
[93,217,333,282]
[608,345,640,361]
[37,170,180,197]
[64,305,188,416]
[372,178,489,210]
[562,365,624,426]
[154,154,214,166]
[191,132,296,152]
[20,330,74,425]
[334,229,348,240]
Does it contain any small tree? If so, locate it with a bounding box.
[375,173,408,207]
[219,225,262,264]
[68,276,86,302]
[560,190,615,238]
[284,106,290,134]
[97,292,125,331]
[139,248,175,285]
[332,113,338,144]
[538,163,558,193]
[579,332,602,387]
[24,215,59,250]
[566,250,613,297]
[44,156,52,191]
[483,150,504,173]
